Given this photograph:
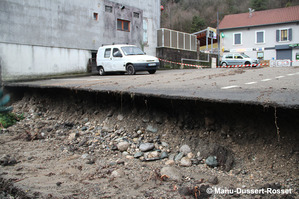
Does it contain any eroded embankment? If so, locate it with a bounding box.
[0,86,298,199]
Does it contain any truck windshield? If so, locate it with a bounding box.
[121,46,145,55]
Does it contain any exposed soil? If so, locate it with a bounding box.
[0,87,298,199]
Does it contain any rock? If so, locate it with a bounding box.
[111,169,125,178]
[180,157,192,167]
[134,152,144,158]
[174,152,184,162]
[165,160,175,166]
[139,143,155,152]
[82,118,89,123]
[0,154,17,166]
[161,142,169,147]
[160,167,182,181]
[107,110,114,117]
[86,158,95,164]
[81,154,89,159]
[198,184,212,198]
[168,154,176,161]
[144,151,160,161]
[187,152,194,159]
[117,114,124,121]
[68,132,78,140]
[126,155,134,159]
[142,117,150,123]
[146,125,158,133]
[160,151,169,159]
[208,176,219,185]
[81,126,88,131]
[117,141,130,152]
[180,145,191,155]
[205,156,218,167]
[200,144,235,171]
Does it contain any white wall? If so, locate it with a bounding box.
[0,43,90,81]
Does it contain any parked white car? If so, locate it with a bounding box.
[96,44,159,75]
[221,53,259,66]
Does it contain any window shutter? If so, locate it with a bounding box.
[289,28,292,41]
[276,30,279,42]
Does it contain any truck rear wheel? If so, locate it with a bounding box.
[98,66,105,76]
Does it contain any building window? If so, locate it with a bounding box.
[256,31,264,43]
[281,29,288,41]
[93,12,98,21]
[233,33,242,45]
[104,48,111,58]
[277,28,292,42]
[133,12,140,18]
[105,5,113,13]
[117,19,130,32]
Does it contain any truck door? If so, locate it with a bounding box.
[102,48,113,72]
[112,48,124,71]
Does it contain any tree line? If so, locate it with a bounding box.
[161,0,299,33]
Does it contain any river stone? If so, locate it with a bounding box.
[180,145,191,155]
[139,143,155,152]
[165,160,175,166]
[144,151,160,161]
[160,166,182,181]
[160,151,169,159]
[146,125,158,133]
[174,152,184,162]
[117,141,130,152]
[180,157,192,167]
[134,152,144,158]
[205,156,218,167]
[111,169,125,178]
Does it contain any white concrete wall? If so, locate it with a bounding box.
[0,43,90,81]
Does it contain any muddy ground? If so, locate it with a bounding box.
[0,87,298,199]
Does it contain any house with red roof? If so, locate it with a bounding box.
[219,6,299,66]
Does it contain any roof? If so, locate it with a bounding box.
[219,6,299,30]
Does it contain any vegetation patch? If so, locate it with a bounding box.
[0,112,24,129]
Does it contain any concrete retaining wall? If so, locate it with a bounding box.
[0,43,90,81]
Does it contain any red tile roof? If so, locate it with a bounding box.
[219,6,299,30]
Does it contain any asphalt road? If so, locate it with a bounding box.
[5,67,299,108]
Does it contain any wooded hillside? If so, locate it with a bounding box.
[161,0,299,33]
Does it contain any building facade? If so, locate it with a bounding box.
[0,0,160,81]
[219,6,299,66]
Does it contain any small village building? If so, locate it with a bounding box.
[219,6,299,66]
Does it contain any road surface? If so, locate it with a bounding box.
[5,67,299,108]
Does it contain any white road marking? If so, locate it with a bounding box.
[221,85,239,89]
[261,78,271,82]
[245,81,257,85]
[287,73,296,76]
[51,78,111,81]
[275,76,285,79]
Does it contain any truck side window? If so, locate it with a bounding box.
[113,48,121,57]
[104,48,111,58]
